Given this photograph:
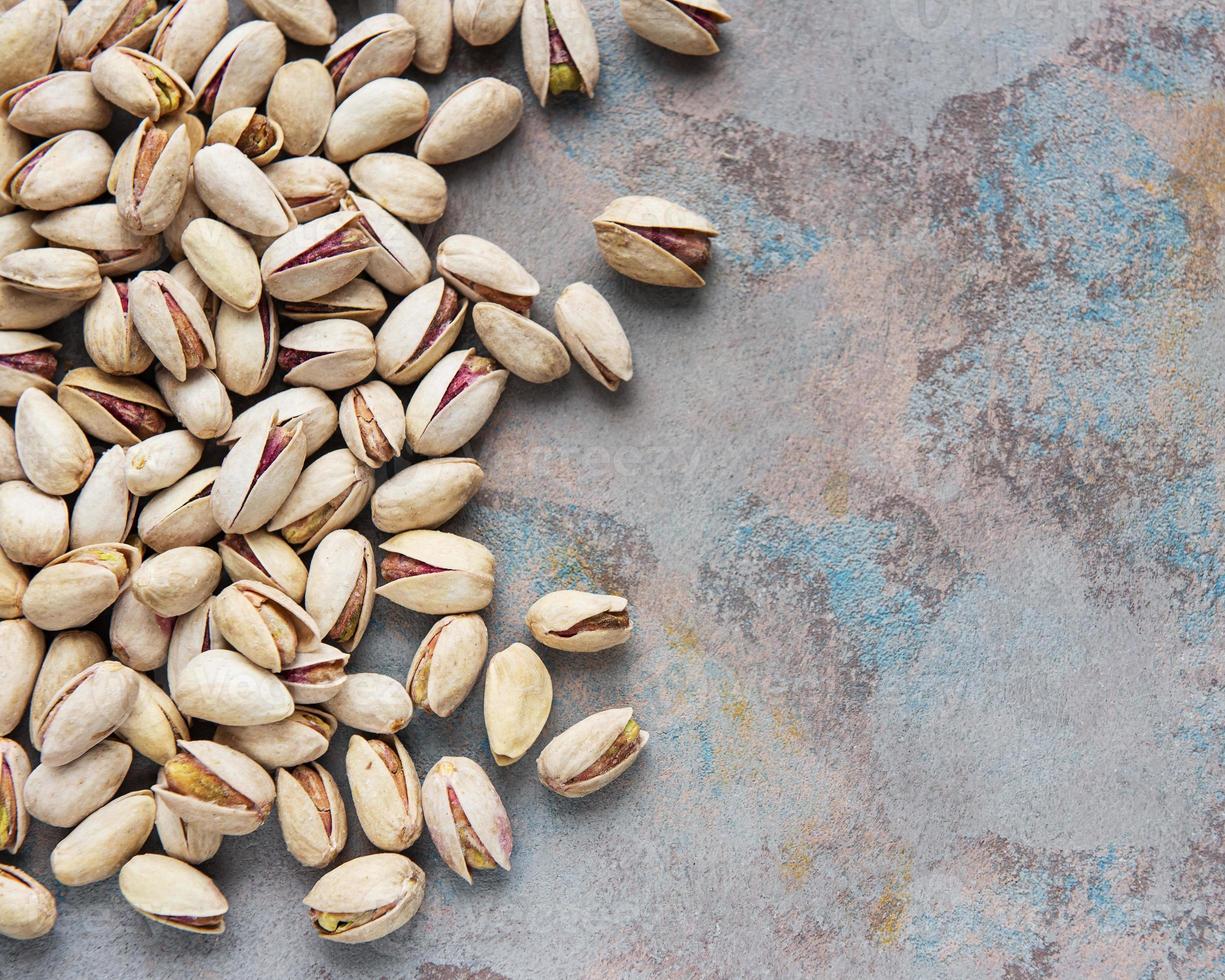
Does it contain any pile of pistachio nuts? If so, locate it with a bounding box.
[0,0,725,946]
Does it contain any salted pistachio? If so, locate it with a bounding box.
[0,282,83,327]
[276,644,348,704]
[0,864,55,940]
[0,210,41,260]
[214,579,321,671]
[421,756,512,882]
[154,794,221,864]
[192,20,286,118]
[70,444,137,549]
[415,76,522,166]
[522,0,599,105]
[154,739,276,836]
[36,660,140,766]
[59,0,164,71]
[339,381,404,468]
[206,106,282,166]
[221,385,337,455]
[83,277,153,375]
[181,217,262,312]
[276,320,376,393]
[538,706,648,797]
[130,545,222,617]
[377,529,495,615]
[1,71,112,137]
[473,303,570,384]
[27,630,103,750]
[212,414,307,534]
[282,277,386,326]
[110,589,173,671]
[149,0,227,80]
[621,0,729,55]
[114,118,191,235]
[0,415,21,481]
[261,211,375,303]
[244,0,334,45]
[266,59,332,157]
[526,589,632,652]
[0,480,66,566]
[277,761,345,868]
[125,430,202,497]
[136,465,220,551]
[483,642,551,765]
[346,733,420,851]
[2,130,112,211]
[403,348,509,457]
[265,156,347,222]
[407,613,487,717]
[337,195,429,298]
[553,281,633,390]
[0,330,57,406]
[0,618,42,735]
[325,14,415,101]
[192,143,295,238]
[90,47,193,120]
[161,173,204,261]
[50,789,154,888]
[0,0,62,95]
[374,457,484,533]
[57,367,168,447]
[304,852,424,943]
[15,387,93,494]
[25,739,129,827]
[348,152,444,226]
[593,194,717,287]
[322,672,411,734]
[167,256,213,310]
[218,529,307,602]
[304,529,374,653]
[216,706,335,768]
[394,0,448,72]
[155,365,232,439]
[0,550,26,618]
[0,245,100,300]
[268,448,375,553]
[23,544,139,631]
[119,853,227,933]
[454,0,522,46]
[166,595,228,700]
[373,279,464,384]
[32,202,160,276]
[324,78,429,164]
[435,233,538,314]
[0,738,29,854]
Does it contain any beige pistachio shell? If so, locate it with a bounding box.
[407,613,487,717]
[266,59,332,157]
[324,79,428,164]
[0,118,26,218]
[0,0,62,94]
[125,430,202,497]
[213,579,320,672]
[154,793,221,864]
[0,550,27,618]
[0,618,42,736]
[244,0,334,45]
[415,76,522,165]
[0,281,84,327]
[0,331,57,406]
[84,276,152,376]
[51,790,155,887]
[109,587,173,672]
[348,152,445,226]
[222,385,337,454]
[155,365,232,440]
[2,130,112,211]
[277,318,376,390]
[172,648,294,726]
[192,20,286,119]
[346,733,420,851]
[340,193,429,296]
[305,529,374,652]
[115,669,188,764]
[421,756,512,883]
[150,0,229,81]
[453,0,521,46]
[56,366,169,446]
[181,217,262,312]
[28,631,104,747]
[0,245,100,300]
[153,738,276,836]
[213,292,278,396]
[321,672,411,734]
[136,464,220,552]
[374,278,466,384]
[282,277,386,326]
[0,864,55,940]
[37,660,140,766]
[522,0,599,105]
[338,380,404,467]
[483,642,551,765]
[553,281,632,390]
[403,348,508,457]
[24,739,130,828]
[114,119,191,235]
[472,302,570,384]
[204,106,283,168]
[58,0,164,71]
[265,155,347,222]
[268,447,375,553]
[211,414,307,534]
[31,202,160,277]
[0,210,41,261]
[395,0,450,73]
[593,194,717,287]
[192,143,295,238]
[276,644,348,704]
[90,47,194,120]
[261,212,375,303]
[218,529,308,602]
[620,0,729,55]
[119,853,227,933]
[130,268,216,381]
[435,233,538,311]
[525,589,632,652]
[71,445,137,549]
[324,14,415,101]
[537,706,648,797]
[0,737,29,854]
[277,761,346,868]
[22,543,140,631]
[0,480,68,566]
[377,528,495,615]
[215,706,335,768]
[303,852,424,943]
[130,546,222,617]
[2,71,112,138]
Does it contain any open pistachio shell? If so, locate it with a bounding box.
[119,853,227,933]
[281,277,386,326]
[213,579,321,671]
[266,59,332,157]
[276,645,349,704]
[51,790,155,887]
[153,738,276,836]
[536,706,648,797]
[261,211,375,303]
[346,733,420,851]
[620,0,729,56]
[24,740,131,828]
[277,318,376,390]
[31,202,160,276]
[166,596,229,703]
[109,588,173,672]
[324,14,416,101]
[90,46,194,120]
[155,365,232,440]
[211,414,308,535]
[150,0,229,82]
[0,738,29,854]
[374,279,466,385]
[130,268,216,382]
[277,761,346,868]
[322,672,411,734]
[593,194,718,287]
[2,130,113,211]
[377,528,494,615]
[338,380,404,468]
[216,706,335,768]
[218,529,307,602]
[472,302,570,384]
[59,0,165,71]
[115,670,189,763]
[0,618,42,736]
[553,281,633,390]
[221,385,337,454]
[407,614,487,718]
[28,631,104,748]
[130,545,222,617]
[403,348,508,457]
[114,118,191,235]
[2,71,112,138]
[303,852,424,943]
[213,291,278,396]
[305,529,374,652]
[136,465,220,552]
[0,480,67,567]
[483,642,551,765]
[421,756,511,883]
[0,864,56,940]
[71,445,138,550]
[525,590,633,652]
[522,0,599,106]
[267,448,375,553]
[435,234,538,313]
[0,330,58,406]
[57,366,169,446]
[37,660,140,766]
[414,77,522,166]
[192,20,286,119]
[265,155,348,222]
[340,193,430,296]
[22,543,140,631]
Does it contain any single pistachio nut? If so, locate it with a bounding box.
[0,480,67,566]
[268,447,375,553]
[374,278,465,384]
[0,737,30,854]
[58,0,164,71]
[205,107,283,167]
[339,380,404,468]
[324,78,429,164]
[620,0,729,56]
[216,705,335,768]
[483,641,551,765]
[128,268,217,381]
[211,413,308,534]
[23,543,139,631]
[276,644,348,705]
[261,211,376,303]
[192,142,295,238]
[130,545,222,617]
[110,589,174,672]
[181,217,263,312]
[553,281,633,390]
[221,385,338,455]
[149,0,228,81]
[472,302,570,383]
[277,318,376,390]
[377,529,495,615]
[407,613,487,717]
[522,0,599,105]
[0,864,55,940]
[395,0,450,74]
[90,46,194,120]
[213,292,277,396]
[454,0,522,46]
[415,76,522,165]
[57,366,169,446]
[348,152,444,226]
[136,465,221,552]
[304,529,374,652]
[28,630,105,748]
[265,155,348,222]
[172,648,294,726]
[2,130,113,211]
[153,738,276,835]
[51,789,155,887]
[24,739,130,828]
[84,277,155,375]
[266,58,332,157]
[526,589,632,652]
[114,117,191,235]
[214,578,321,671]
[325,14,416,101]
[33,202,160,277]
[0,330,57,406]
[276,761,345,868]
[119,853,227,933]
[0,245,100,301]
[37,660,141,766]
[192,20,286,118]
[0,0,62,94]
[0,549,27,618]
[346,733,421,851]
[166,595,229,701]
[154,793,221,863]
[125,428,203,497]
[155,365,232,440]
[218,529,308,602]
[421,755,512,882]
[0,618,42,736]
[70,444,138,550]
[403,347,509,457]
[340,193,430,296]
[322,672,411,734]
[303,852,424,943]
[537,706,648,797]
[435,233,538,314]
[593,194,717,287]
[2,71,112,137]
[282,277,386,326]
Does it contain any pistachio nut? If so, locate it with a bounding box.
[421,756,512,882]
[537,706,648,797]
[0,550,27,618]
[303,529,374,653]
[15,387,94,494]
[325,14,415,101]
[338,381,404,468]
[0,618,41,735]
[172,648,294,727]
[214,292,278,396]
[553,281,633,390]
[125,428,203,496]
[181,217,262,312]
[130,546,222,617]
[268,449,374,552]
[70,444,137,549]
[1,71,112,137]
[407,613,487,718]
[415,76,523,165]
[339,193,429,296]
[403,347,509,457]
[276,644,348,704]
[23,544,139,631]
[166,594,228,700]
[348,152,445,226]
[0,480,67,566]
[266,59,332,157]
[2,130,112,211]
[57,367,169,446]
[58,0,164,71]
[454,0,522,45]
[203,106,281,167]
[324,78,429,164]
[136,464,220,551]
[214,578,321,671]
[346,733,420,851]
[211,414,307,534]
[525,589,631,652]
[0,245,101,300]
[155,365,232,439]
[51,789,155,887]
[0,281,83,327]
[37,660,140,766]
[90,46,193,120]
[119,853,227,933]
[371,457,484,533]
[276,761,345,869]
[0,330,57,406]
[219,529,307,602]
[282,277,386,326]
[373,279,464,384]
[483,641,551,765]
[154,739,276,836]
[0,738,29,854]
[0,416,20,481]
[216,705,335,768]
[265,155,347,222]
[113,117,191,235]
[32,202,160,276]
[154,793,221,864]
[244,0,334,45]
[620,0,729,56]
[0,0,63,95]
[322,671,411,734]
[275,320,376,394]
[472,302,570,384]
[377,529,495,615]
[593,194,717,287]
[193,20,285,118]
[24,739,130,827]
[161,173,204,261]
[0,210,41,261]
[221,390,332,458]
[395,0,450,74]
[435,233,538,314]
[0,865,55,940]
[522,0,599,105]
[261,211,375,303]
[304,852,424,943]
[149,0,228,81]
[28,630,104,748]
[84,277,155,375]
[110,589,174,671]
[192,143,295,237]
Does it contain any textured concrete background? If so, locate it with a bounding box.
[8,0,1225,976]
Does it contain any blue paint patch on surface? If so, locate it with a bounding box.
[1118,8,1224,95]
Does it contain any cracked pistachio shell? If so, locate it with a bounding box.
[348,152,444,225]
[374,278,465,384]
[277,761,345,868]
[282,277,385,326]
[404,348,508,457]
[136,465,220,552]
[346,733,420,851]
[395,0,449,73]
[33,202,160,277]
[130,545,222,617]
[90,47,193,120]
[322,672,410,734]
[377,529,494,615]
[51,790,155,887]
[214,293,278,396]
[277,318,376,390]
[554,282,632,390]
[325,14,415,101]
[339,380,404,468]
[218,529,307,602]
[166,595,228,700]
[0,330,57,406]
[0,864,55,940]
[28,631,103,747]
[125,428,203,496]
[109,588,174,671]
[172,648,294,726]
[116,671,188,763]
[620,0,728,55]
[537,706,648,797]
[0,245,100,300]
[214,579,321,671]
[58,0,164,71]
[192,143,295,237]
[23,544,139,630]
[155,365,232,440]
[181,217,262,313]
[2,130,112,211]
[483,642,550,765]
[407,613,487,717]
[0,738,29,854]
[473,303,569,384]
[526,589,632,652]
[277,644,348,704]
[0,416,21,481]
[454,0,521,45]
[324,79,428,164]
[304,852,424,943]
[265,156,347,222]
[114,118,191,235]
[221,386,336,454]
[212,414,307,534]
[129,268,217,381]
[57,367,169,446]
[119,853,227,932]
[15,388,92,493]
[305,530,374,652]
[70,444,137,549]
[84,278,154,375]
[0,480,67,566]
[261,212,375,303]
[0,550,26,618]
[154,793,221,864]
[435,233,538,313]
[266,59,331,157]
[154,739,276,836]
[268,448,374,553]
[340,193,429,296]
[37,660,140,766]
[149,0,228,81]
[415,76,522,165]
[0,619,41,735]
[192,20,285,118]
[421,756,511,882]
[593,194,717,287]
[0,0,63,95]
[216,705,334,768]
[1,71,112,137]
[25,739,129,827]
[523,0,598,105]
[244,0,334,45]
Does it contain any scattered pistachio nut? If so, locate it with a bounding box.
[526,590,633,652]
[325,79,429,164]
[267,447,375,553]
[266,59,333,157]
[24,740,131,828]
[0,480,68,567]
[338,380,405,467]
[305,529,375,652]
[276,644,349,705]
[0,0,61,92]
[114,669,189,763]
[244,0,336,46]
[192,142,296,238]
[213,579,321,672]
[206,106,283,166]
[213,291,279,396]
[136,464,221,552]
[215,706,336,769]
[2,71,113,138]
[395,0,451,75]
[346,733,421,851]
[483,642,552,765]
[620,0,730,56]
[403,347,509,457]
[31,202,160,277]
[149,0,229,81]
[28,631,106,749]
[553,282,633,390]
[110,586,175,672]
[192,20,286,118]
[0,245,101,301]
[22,543,140,631]
[537,706,648,797]
[261,211,376,303]
[324,14,417,101]
[593,194,718,287]
[265,155,348,222]
[414,76,523,166]
[0,864,56,940]
[153,739,276,836]
[181,217,263,312]
[348,151,445,225]
[222,385,339,456]
[129,545,223,617]
[59,0,165,71]
[407,614,488,718]
[276,761,346,868]
[50,790,156,887]
[453,0,522,46]
[2,130,113,211]
[211,414,308,534]
[322,671,411,734]
[377,529,495,615]
[218,529,308,603]
[155,365,232,440]
[0,550,27,618]
[130,268,216,382]
[125,429,203,497]
[472,302,570,384]
[71,445,138,550]
[371,456,484,533]
[303,852,424,943]
[113,117,191,235]
[90,46,194,120]
[172,648,295,726]
[435,233,538,314]
[522,0,599,106]
[277,318,377,390]
[280,277,387,326]
[340,192,430,296]
[83,277,154,375]
[57,366,169,446]
[421,756,512,883]
[118,852,227,933]
[36,659,140,766]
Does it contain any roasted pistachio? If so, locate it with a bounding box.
[303,852,424,943]
[218,529,307,602]
[0,0,62,94]
[211,414,308,534]
[265,155,348,222]
[212,290,278,396]
[155,365,232,440]
[421,756,512,882]
[70,444,138,549]
[130,545,222,617]
[276,761,346,868]
[192,142,295,237]
[28,630,105,749]
[620,0,729,56]
[149,0,228,81]
[125,429,202,497]
[130,268,216,381]
[2,130,113,211]
[304,529,374,653]
[0,330,57,406]
[154,793,222,864]
[0,864,55,940]
[522,0,599,105]
[593,194,717,287]
[553,281,633,390]
[266,59,332,157]
[472,302,570,384]
[0,738,29,854]
[84,277,155,375]
[113,117,191,235]
[59,0,164,71]
[153,739,276,835]
[483,642,552,765]
[0,245,100,301]
[261,211,375,303]
[0,550,26,618]
[36,660,140,766]
[403,347,509,457]
[338,380,404,467]
[214,579,321,671]
[407,614,487,717]
[172,648,295,726]
[90,46,194,120]
[2,71,112,138]
[276,644,348,705]
[348,152,444,225]
[346,733,420,851]
[435,234,538,314]
[57,366,169,446]
[377,529,495,615]
[32,202,160,276]
[244,0,334,44]
[526,590,632,652]
[324,14,415,100]
[216,705,335,768]
[340,192,430,296]
[136,464,220,552]
[453,0,522,46]
[204,106,281,167]
[110,589,174,671]
[277,318,376,390]
[166,595,228,701]
[414,77,522,166]
[114,671,189,765]
[181,217,263,312]
[51,790,156,887]
[22,543,139,631]
[325,79,429,164]
[537,706,648,797]
[221,385,337,455]
[322,672,411,734]
[118,853,227,933]
[192,20,286,118]
[374,278,465,383]
[281,277,386,326]
[0,480,67,566]
[24,740,130,828]
[268,448,375,553]
[371,457,483,533]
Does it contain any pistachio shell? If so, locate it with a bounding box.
[266,59,332,157]
[268,448,375,554]
[403,347,508,457]
[31,203,159,277]
[472,302,570,383]
[265,155,347,222]
[261,211,375,303]
[2,71,112,138]
[525,589,632,652]
[394,0,450,74]
[130,546,222,617]
[192,142,295,237]
[276,761,345,868]
[304,529,374,652]
[372,457,483,533]
[155,365,232,440]
[119,853,227,933]
[0,618,41,736]
[0,245,100,300]
[211,414,307,534]
[421,756,511,882]
[166,595,228,701]
[125,428,203,496]
[0,330,57,406]
[346,733,420,851]
[407,613,487,717]
[522,0,599,105]
[348,152,445,225]
[24,740,130,828]
[2,130,112,211]
[281,277,386,326]
[0,480,67,566]
[324,14,415,101]
[22,543,140,631]
[376,528,495,614]
[553,281,633,390]
[0,0,62,94]
[51,790,155,887]
[374,279,465,384]
[593,194,717,287]
[56,366,169,446]
[215,705,334,768]
[453,0,521,46]
[218,529,307,602]
[0,416,20,481]
[90,47,194,120]
[620,0,729,56]
[434,233,538,311]
[114,668,188,763]
[222,386,337,455]
[0,864,55,939]
[0,211,41,261]
[277,318,376,390]
[192,20,286,119]
[321,672,410,734]
[71,444,137,549]
[0,281,84,326]
[324,78,428,164]
[243,0,335,45]
[136,465,220,552]
[414,76,522,166]
[213,579,321,671]
[340,193,430,296]
[161,174,205,262]
[483,642,552,766]
[59,0,164,71]
[171,648,294,727]
[338,380,404,468]
[303,852,424,943]
[181,217,262,312]
[154,793,221,863]
[536,705,648,797]
[150,0,228,81]
[0,738,29,853]
[114,118,190,234]
[152,738,276,836]
[276,644,348,704]
[37,660,140,766]
[130,268,216,381]
[109,589,173,673]
[28,630,104,747]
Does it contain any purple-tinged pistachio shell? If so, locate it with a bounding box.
[59,0,164,71]
[2,130,112,211]
[32,202,160,276]
[0,330,57,406]
[218,528,307,602]
[374,278,465,384]
[130,268,216,381]
[346,732,420,851]
[421,755,511,882]
[261,211,375,303]
[136,464,220,552]
[377,528,494,615]
[434,233,537,313]
[522,0,599,106]
[57,366,169,446]
[276,644,348,704]
[264,155,347,222]
[526,590,632,652]
[553,281,633,390]
[220,385,336,454]
[620,0,729,56]
[211,414,307,534]
[403,347,508,457]
[281,277,385,326]
[215,705,335,768]
[593,194,718,287]
[277,318,376,391]
[114,118,191,234]
[191,20,285,119]
[324,14,415,101]
[339,192,429,296]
